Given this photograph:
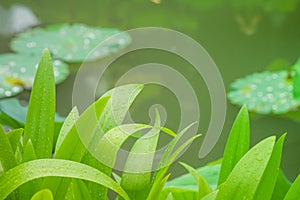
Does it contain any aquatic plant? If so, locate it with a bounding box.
[1,49,300,200]
[0,49,198,199]
[162,106,298,200]
[228,58,300,115]
[10,23,131,63]
[0,53,69,98]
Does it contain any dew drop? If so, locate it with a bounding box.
[87,32,95,39]
[5,91,12,96]
[26,42,36,48]
[84,39,90,45]
[9,61,16,67]
[272,105,278,110]
[257,92,263,97]
[266,86,273,92]
[272,73,279,79]
[53,60,61,66]
[119,38,126,45]
[66,54,73,60]
[12,86,20,92]
[20,67,26,73]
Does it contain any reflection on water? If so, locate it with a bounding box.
[0,0,300,180]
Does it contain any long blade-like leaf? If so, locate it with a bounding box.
[218,105,250,185]
[253,133,286,199]
[7,128,23,155]
[201,190,218,200]
[51,96,109,199]
[65,179,92,200]
[93,124,175,167]
[216,136,276,199]
[146,174,170,200]
[54,84,143,199]
[180,162,212,199]
[120,109,161,199]
[164,163,220,192]
[149,128,200,199]
[23,49,55,159]
[55,107,79,152]
[81,84,144,199]
[272,170,292,200]
[0,125,17,171]
[284,175,300,200]
[292,57,300,99]
[0,159,129,200]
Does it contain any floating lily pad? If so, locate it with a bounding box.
[228,70,300,114]
[0,53,69,98]
[10,23,131,62]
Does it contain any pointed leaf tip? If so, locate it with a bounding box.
[218,104,250,185]
[42,48,51,56]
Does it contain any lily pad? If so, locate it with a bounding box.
[0,53,69,98]
[10,23,131,62]
[228,70,300,114]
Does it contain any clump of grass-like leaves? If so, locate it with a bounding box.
[1,49,300,200]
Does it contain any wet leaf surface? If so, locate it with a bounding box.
[10,23,131,63]
[0,53,69,98]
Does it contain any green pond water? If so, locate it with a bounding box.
[0,0,300,181]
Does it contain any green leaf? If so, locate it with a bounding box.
[161,188,197,200]
[272,170,292,200]
[0,98,65,141]
[0,125,17,171]
[0,53,69,98]
[165,192,174,200]
[80,84,144,199]
[292,57,300,100]
[284,175,300,200]
[201,190,218,200]
[216,136,276,199]
[11,23,131,63]
[65,179,92,200]
[112,172,122,184]
[98,84,144,132]
[52,96,109,199]
[253,133,286,199]
[0,159,129,200]
[120,109,161,199]
[54,96,109,159]
[147,174,171,200]
[150,125,200,200]
[164,163,220,191]
[0,110,23,129]
[92,124,175,168]
[54,84,143,199]
[7,128,23,154]
[218,105,250,185]
[0,98,65,125]
[265,58,291,72]
[23,49,56,158]
[55,107,79,152]
[22,139,37,162]
[179,162,212,199]
[30,189,53,200]
[0,99,28,126]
